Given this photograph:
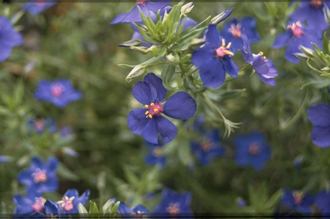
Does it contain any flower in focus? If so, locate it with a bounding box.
[17,156,59,193]
[153,188,192,215]
[315,190,330,214]
[34,79,83,108]
[144,140,166,168]
[23,1,57,15]
[27,117,57,135]
[281,189,314,213]
[272,21,322,63]
[0,16,23,62]
[290,0,330,33]
[307,104,330,147]
[127,73,197,144]
[220,17,260,52]
[57,189,90,214]
[110,0,171,24]
[13,191,46,215]
[241,32,278,86]
[234,132,271,171]
[190,129,225,165]
[191,24,239,89]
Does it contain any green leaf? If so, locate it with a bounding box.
[102,199,115,213]
[89,201,99,214]
[57,162,80,181]
[78,203,88,215]
[264,189,283,210]
[124,166,140,188]
[110,201,120,214]
[301,79,330,89]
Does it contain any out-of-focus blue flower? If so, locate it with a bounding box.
[220,17,260,52]
[0,16,23,62]
[17,156,59,193]
[109,198,150,216]
[13,191,46,215]
[27,118,57,135]
[23,1,57,16]
[57,189,90,214]
[59,126,73,138]
[272,21,322,63]
[34,79,83,108]
[127,73,196,144]
[241,32,278,86]
[234,132,271,171]
[153,188,192,216]
[62,148,79,158]
[144,140,166,168]
[236,197,246,207]
[307,104,330,147]
[191,24,239,89]
[0,155,11,163]
[281,189,314,213]
[110,0,171,24]
[290,1,330,33]
[315,190,330,214]
[190,129,225,165]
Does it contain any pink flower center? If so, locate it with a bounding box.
[58,196,75,211]
[32,197,46,212]
[34,120,45,131]
[137,0,147,5]
[293,191,304,205]
[167,203,180,215]
[201,141,212,152]
[215,39,234,58]
[287,22,304,38]
[145,102,163,119]
[51,84,64,97]
[229,23,241,38]
[311,0,323,8]
[32,168,47,183]
[248,143,260,155]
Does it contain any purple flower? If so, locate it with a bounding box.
[17,156,58,193]
[56,189,90,214]
[220,17,260,52]
[290,1,330,33]
[110,0,171,24]
[281,189,314,213]
[144,140,166,168]
[13,191,46,215]
[191,24,239,89]
[153,188,192,216]
[241,32,278,86]
[23,1,57,16]
[272,21,322,63]
[307,104,330,147]
[34,79,83,108]
[0,16,23,62]
[27,117,57,135]
[234,132,271,171]
[127,73,196,144]
[315,190,330,213]
[191,129,225,165]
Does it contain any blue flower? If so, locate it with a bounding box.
[307,104,330,147]
[34,79,83,108]
[220,17,260,52]
[290,1,330,33]
[44,200,59,216]
[17,156,59,193]
[56,189,90,214]
[13,191,46,215]
[127,73,196,144]
[236,197,246,207]
[191,129,225,165]
[0,155,11,163]
[59,126,73,138]
[315,190,330,214]
[144,140,166,168]
[191,24,239,89]
[23,1,57,16]
[241,32,278,86]
[27,117,57,135]
[0,16,23,62]
[234,132,271,171]
[272,21,322,63]
[153,188,192,216]
[281,189,314,213]
[110,0,171,24]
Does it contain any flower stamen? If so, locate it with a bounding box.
[287,21,304,38]
[32,168,47,183]
[145,102,163,119]
[229,23,242,38]
[215,39,234,58]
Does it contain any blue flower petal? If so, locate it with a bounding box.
[0,43,12,62]
[142,118,159,144]
[191,43,214,68]
[117,201,132,214]
[315,191,330,213]
[131,204,150,214]
[64,189,79,199]
[75,190,90,206]
[163,91,196,120]
[146,0,171,12]
[311,126,330,148]
[308,104,330,127]
[110,13,129,24]
[46,157,58,176]
[17,169,33,186]
[127,108,149,136]
[199,57,226,89]
[132,81,158,105]
[272,32,291,49]
[44,200,58,215]
[223,56,239,78]
[144,73,166,102]
[155,116,177,144]
[1,30,23,47]
[205,25,221,48]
